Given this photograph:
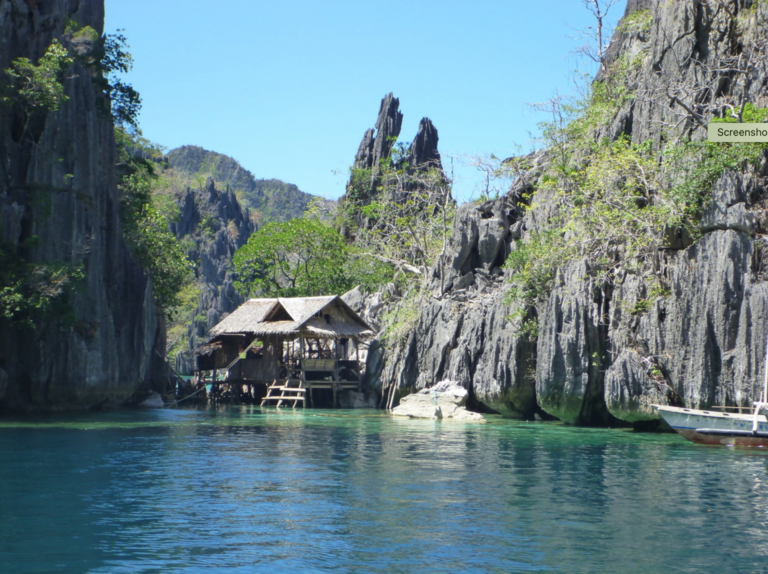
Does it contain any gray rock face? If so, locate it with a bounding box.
[353,93,403,171]
[535,259,614,424]
[169,178,253,373]
[0,0,164,410]
[408,117,442,170]
[365,196,539,419]
[605,230,768,420]
[365,0,768,425]
[701,172,758,234]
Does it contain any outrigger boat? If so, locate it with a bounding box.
[653,404,768,446]
[654,335,768,447]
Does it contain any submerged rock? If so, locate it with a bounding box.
[391,381,485,422]
[137,392,165,409]
[339,390,377,409]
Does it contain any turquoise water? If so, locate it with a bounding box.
[2,407,768,573]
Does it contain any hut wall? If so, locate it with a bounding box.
[259,336,281,380]
[215,346,240,370]
[240,359,264,381]
[198,354,216,371]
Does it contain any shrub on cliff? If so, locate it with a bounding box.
[116,129,194,316]
[505,40,768,317]
[1,39,72,142]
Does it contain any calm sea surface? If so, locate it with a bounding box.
[2,406,768,573]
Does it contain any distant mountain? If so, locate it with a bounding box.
[164,146,320,224]
[165,178,253,373]
[158,146,333,372]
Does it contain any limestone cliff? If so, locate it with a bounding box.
[366,0,768,426]
[0,0,164,410]
[167,177,253,373]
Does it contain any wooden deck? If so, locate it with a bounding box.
[194,357,362,408]
[260,358,361,408]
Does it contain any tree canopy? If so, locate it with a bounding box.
[233,219,352,298]
[233,218,392,298]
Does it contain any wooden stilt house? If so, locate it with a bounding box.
[194,296,374,407]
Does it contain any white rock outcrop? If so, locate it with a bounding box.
[391,381,485,422]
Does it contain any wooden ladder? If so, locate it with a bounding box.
[260,378,306,408]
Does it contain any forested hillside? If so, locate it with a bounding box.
[164,145,322,225]
[149,145,326,372]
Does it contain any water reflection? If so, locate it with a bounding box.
[2,408,768,572]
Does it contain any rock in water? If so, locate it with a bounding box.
[137,392,165,409]
[391,381,485,422]
[339,390,377,409]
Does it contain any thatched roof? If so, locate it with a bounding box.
[209,299,278,335]
[193,339,223,356]
[208,295,374,339]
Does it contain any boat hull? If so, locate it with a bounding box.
[654,405,768,447]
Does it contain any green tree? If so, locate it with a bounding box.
[233,219,355,298]
[94,30,141,130]
[2,39,73,141]
[115,129,192,316]
[0,236,84,329]
[341,161,454,286]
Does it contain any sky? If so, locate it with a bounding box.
[104,0,627,203]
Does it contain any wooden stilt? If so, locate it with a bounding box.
[300,333,309,409]
[333,364,340,408]
[387,379,397,410]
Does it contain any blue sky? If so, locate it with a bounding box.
[105,0,627,203]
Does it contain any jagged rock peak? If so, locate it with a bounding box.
[354,93,404,170]
[352,94,442,172]
[344,93,447,214]
[408,117,441,170]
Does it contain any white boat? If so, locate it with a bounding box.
[654,404,768,446]
[654,333,768,446]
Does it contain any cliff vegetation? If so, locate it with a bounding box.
[0,1,167,410]
[359,0,768,426]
